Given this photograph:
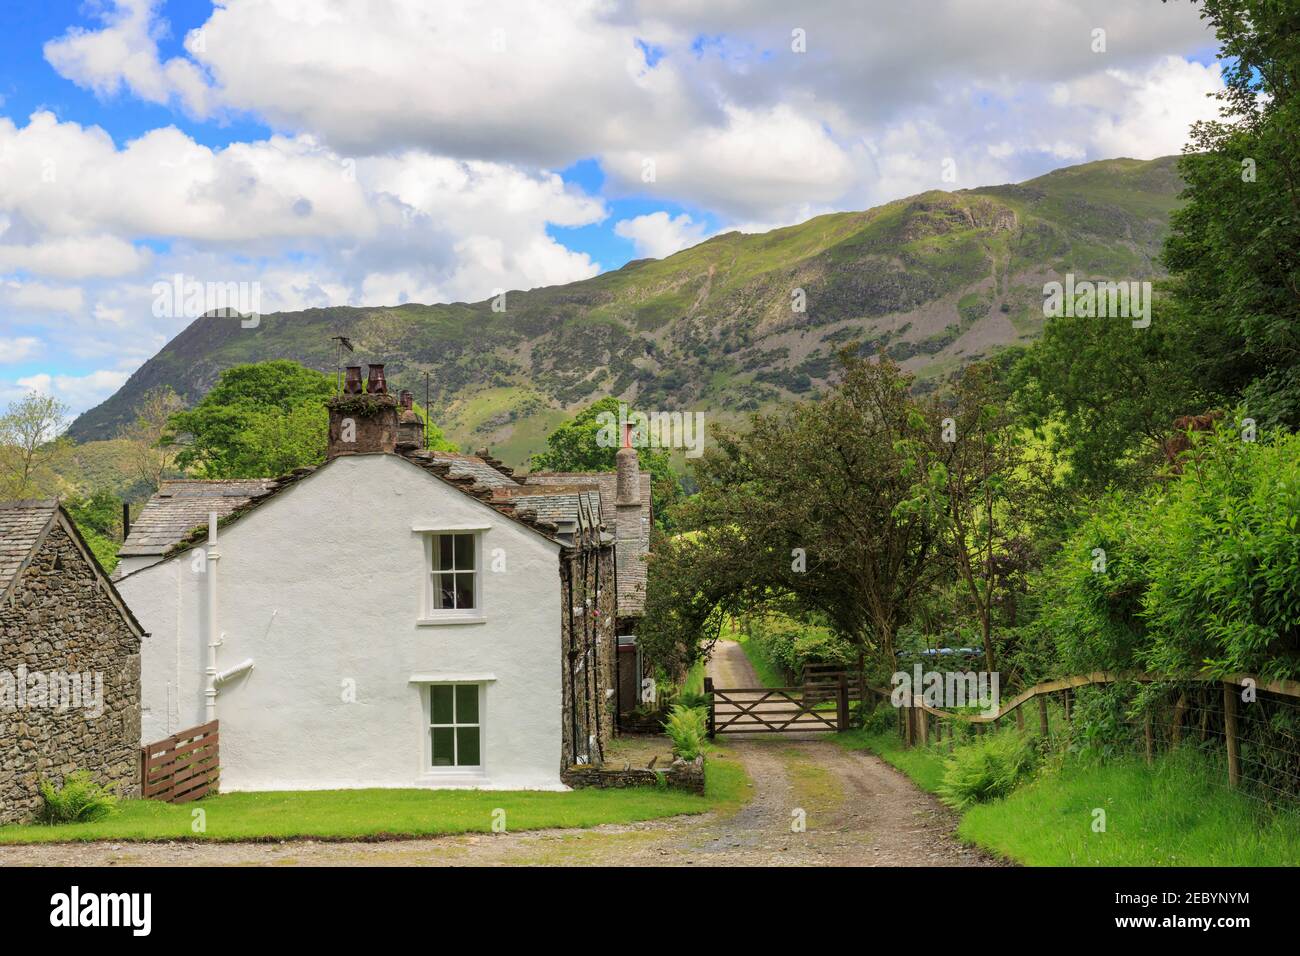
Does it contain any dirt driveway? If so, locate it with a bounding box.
[0,643,1000,867]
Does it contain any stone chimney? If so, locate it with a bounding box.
[615,422,639,506]
[326,363,399,457]
[396,390,424,451]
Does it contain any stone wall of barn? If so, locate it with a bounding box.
[560,541,618,769]
[0,525,141,824]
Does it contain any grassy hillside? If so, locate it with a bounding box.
[68,156,1183,466]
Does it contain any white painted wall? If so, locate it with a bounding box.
[117,454,565,791]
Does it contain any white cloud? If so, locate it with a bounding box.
[615,211,708,259]
[0,336,43,363]
[13,369,131,412]
[3,280,85,313]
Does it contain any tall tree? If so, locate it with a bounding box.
[0,392,70,498]
[909,362,1027,672]
[1163,0,1300,427]
[119,386,185,492]
[641,349,939,672]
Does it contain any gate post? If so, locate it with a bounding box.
[1223,681,1239,789]
[837,673,849,732]
[704,677,716,739]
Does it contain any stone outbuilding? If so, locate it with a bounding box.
[0,500,144,824]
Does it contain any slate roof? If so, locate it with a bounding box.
[119,479,280,557]
[0,498,146,634]
[0,499,59,600]
[523,471,653,618]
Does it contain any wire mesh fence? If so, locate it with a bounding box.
[890,676,1300,814]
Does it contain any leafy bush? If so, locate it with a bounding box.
[1037,418,1300,683]
[937,732,1037,810]
[37,770,118,824]
[663,704,707,760]
[739,612,854,683]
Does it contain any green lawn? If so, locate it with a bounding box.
[0,755,750,844]
[837,724,1300,866]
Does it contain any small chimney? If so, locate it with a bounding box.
[367,364,388,395]
[343,366,363,395]
[615,422,639,506]
[396,389,423,451]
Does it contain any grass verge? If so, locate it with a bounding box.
[837,724,1300,866]
[0,747,752,844]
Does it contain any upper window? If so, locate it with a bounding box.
[431,532,477,611]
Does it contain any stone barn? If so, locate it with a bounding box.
[0,500,144,824]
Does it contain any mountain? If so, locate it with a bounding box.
[68,155,1183,466]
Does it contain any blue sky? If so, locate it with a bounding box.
[0,0,1222,416]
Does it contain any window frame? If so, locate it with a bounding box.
[424,682,485,772]
[416,527,488,625]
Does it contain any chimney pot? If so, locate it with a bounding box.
[400,390,413,410]
[367,364,388,394]
[343,365,363,395]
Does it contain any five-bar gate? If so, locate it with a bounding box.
[705,676,849,736]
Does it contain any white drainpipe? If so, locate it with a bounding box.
[204,511,221,723]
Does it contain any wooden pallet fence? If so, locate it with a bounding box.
[140,720,219,803]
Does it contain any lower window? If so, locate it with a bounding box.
[429,684,481,768]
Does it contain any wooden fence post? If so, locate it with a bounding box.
[904,701,914,748]
[704,678,716,739]
[1038,695,1050,739]
[918,703,929,746]
[1015,707,1024,733]
[1062,688,1072,724]
[837,673,849,733]
[1144,712,1153,766]
[1223,682,1239,789]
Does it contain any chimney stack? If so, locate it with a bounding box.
[396,389,424,451]
[326,362,399,457]
[615,421,639,506]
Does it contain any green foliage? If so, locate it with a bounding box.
[37,771,118,824]
[1164,0,1300,429]
[936,731,1037,810]
[64,489,123,572]
[738,612,854,683]
[642,349,940,673]
[168,360,336,478]
[663,704,708,760]
[1037,418,1300,682]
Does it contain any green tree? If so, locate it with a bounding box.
[0,392,71,498]
[167,361,335,478]
[1163,0,1300,427]
[119,386,185,492]
[530,397,681,528]
[640,349,940,673]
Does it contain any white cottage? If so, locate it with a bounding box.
[115,375,647,791]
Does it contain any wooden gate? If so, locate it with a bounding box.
[705,677,848,736]
[141,720,219,803]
